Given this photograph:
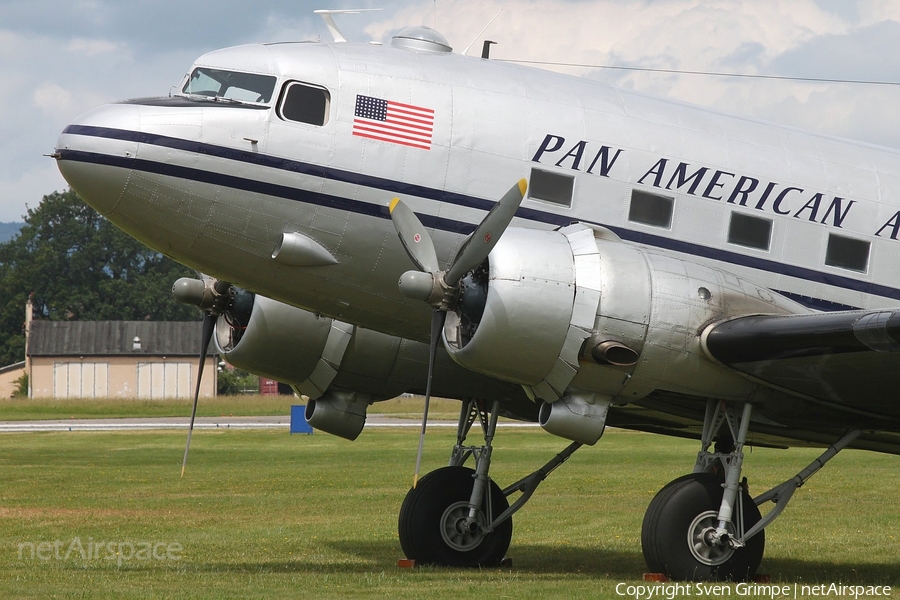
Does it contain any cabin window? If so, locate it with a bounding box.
[278,82,330,126]
[628,190,673,228]
[825,234,870,273]
[182,68,276,103]
[727,212,772,250]
[529,168,573,207]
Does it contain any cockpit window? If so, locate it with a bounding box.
[182,68,277,103]
[278,82,330,126]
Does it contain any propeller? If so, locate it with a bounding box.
[172,276,235,477]
[389,179,527,487]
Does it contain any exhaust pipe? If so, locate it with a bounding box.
[589,340,639,366]
[539,394,611,445]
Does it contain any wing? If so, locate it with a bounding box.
[702,309,900,420]
[574,309,900,456]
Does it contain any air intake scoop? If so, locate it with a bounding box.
[391,26,452,53]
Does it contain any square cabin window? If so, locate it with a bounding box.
[628,189,674,229]
[727,212,772,250]
[278,82,330,126]
[825,234,870,273]
[529,168,574,207]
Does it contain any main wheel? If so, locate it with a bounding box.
[642,473,765,581]
[398,466,512,567]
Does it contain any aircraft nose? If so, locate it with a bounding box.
[55,103,141,215]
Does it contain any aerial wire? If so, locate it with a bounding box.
[497,59,900,87]
[462,9,503,56]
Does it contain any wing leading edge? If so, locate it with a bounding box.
[702,309,900,421]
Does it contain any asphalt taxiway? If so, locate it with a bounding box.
[0,415,540,433]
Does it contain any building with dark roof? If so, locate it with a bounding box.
[26,320,216,399]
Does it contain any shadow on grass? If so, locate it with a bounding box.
[166,540,900,585]
[754,558,900,586]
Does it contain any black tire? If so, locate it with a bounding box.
[398,466,512,567]
[641,473,765,581]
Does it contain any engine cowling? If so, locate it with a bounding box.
[213,293,373,440]
[442,225,602,402]
[215,293,340,391]
[214,293,533,439]
[441,222,810,429]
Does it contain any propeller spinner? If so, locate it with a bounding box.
[389,179,527,486]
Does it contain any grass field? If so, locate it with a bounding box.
[1,425,898,599]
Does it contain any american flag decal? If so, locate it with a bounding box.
[352,95,434,150]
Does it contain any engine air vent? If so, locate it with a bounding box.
[391,26,452,53]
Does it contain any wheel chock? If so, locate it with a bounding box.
[397,558,513,569]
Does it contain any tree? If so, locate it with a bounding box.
[217,367,259,396]
[0,189,199,366]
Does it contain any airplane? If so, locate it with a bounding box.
[51,16,900,582]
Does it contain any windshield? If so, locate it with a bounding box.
[181,67,277,103]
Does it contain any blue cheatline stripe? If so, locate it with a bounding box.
[58,150,476,236]
[771,290,857,312]
[59,125,900,304]
[62,125,497,212]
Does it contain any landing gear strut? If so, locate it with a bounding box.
[642,399,862,581]
[642,471,764,580]
[398,398,582,567]
[643,401,763,581]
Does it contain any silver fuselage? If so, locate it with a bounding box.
[56,40,900,344]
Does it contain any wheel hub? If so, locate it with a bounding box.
[440,501,486,552]
[688,510,736,566]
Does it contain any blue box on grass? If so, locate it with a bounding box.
[290,405,314,434]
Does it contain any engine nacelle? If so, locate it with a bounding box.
[215,294,344,391]
[442,223,809,409]
[215,293,536,438]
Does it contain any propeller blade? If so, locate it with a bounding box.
[389,198,440,273]
[181,311,217,478]
[445,179,527,285]
[412,309,446,488]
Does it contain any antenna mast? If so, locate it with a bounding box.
[462,9,503,56]
[314,8,381,43]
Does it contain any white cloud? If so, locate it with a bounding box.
[365,1,844,69]
[0,164,68,222]
[363,1,847,98]
[857,0,900,24]
[32,83,73,119]
[1,0,899,223]
[364,0,900,150]
[0,29,14,53]
[32,82,108,122]
[67,37,124,56]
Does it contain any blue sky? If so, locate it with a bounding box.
[2,0,900,221]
